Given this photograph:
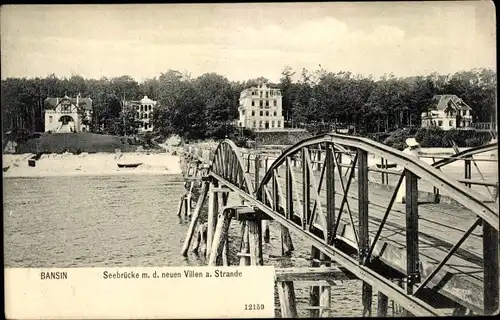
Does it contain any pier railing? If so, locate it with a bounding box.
[179,134,499,317]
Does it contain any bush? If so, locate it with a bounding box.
[382,129,413,150]
[366,132,391,143]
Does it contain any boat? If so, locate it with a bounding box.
[376,163,397,169]
[3,166,10,172]
[117,163,143,168]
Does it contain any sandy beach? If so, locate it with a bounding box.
[3,152,183,178]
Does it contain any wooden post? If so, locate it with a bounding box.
[192,223,207,255]
[192,224,202,254]
[184,195,189,217]
[208,207,233,266]
[222,237,230,266]
[309,246,321,318]
[239,221,250,266]
[326,144,335,243]
[181,182,209,256]
[248,219,263,266]
[281,225,294,256]
[380,157,385,184]
[358,149,372,317]
[465,158,472,188]
[405,170,420,317]
[206,182,219,256]
[302,148,311,229]
[377,291,388,317]
[176,195,185,217]
[200,223,207,257]
[483,220,499,315]
[277,281,298,318]
[255,154,261,187]
[317,148,322,172]
[319,253,331,317]
[263,220,270,244]
[337,153,342,176]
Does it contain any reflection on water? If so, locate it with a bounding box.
[3,174,207,268]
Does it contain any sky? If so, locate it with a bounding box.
[0,2,496,83]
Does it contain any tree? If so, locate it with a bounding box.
[194,73,239,138]
[279,66,296,123]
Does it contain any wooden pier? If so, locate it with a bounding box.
[178,134,499,317]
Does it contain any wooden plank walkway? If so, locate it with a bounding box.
[244,165,488,312]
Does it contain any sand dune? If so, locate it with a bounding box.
[3,152,182,178]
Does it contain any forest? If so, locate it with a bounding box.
[1,66,496,142]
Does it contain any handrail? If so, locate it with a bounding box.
[431,142,498,169]
[209,139,255,195]
[256,133,499,230]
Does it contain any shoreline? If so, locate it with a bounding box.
[3,151,183,178]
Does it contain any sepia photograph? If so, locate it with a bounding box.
[2,1,498,318]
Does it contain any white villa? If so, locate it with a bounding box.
[237,83,284,131]
[421,95,473,130]
[44,95,92,132]
[123,96,157,132]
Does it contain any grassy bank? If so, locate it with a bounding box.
[5,132,162,154]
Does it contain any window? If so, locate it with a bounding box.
[260,91,263,98]
[438,120,443,127]
[277,121,281,127]
[137,112,140,118]
[251,111,255,116]
[266,92,268,98]
[449,120,453,126]
[140,105,144,112]
[136,106,140,110]
[272,121,275,127]
[274,100,277,106]
[238,122,242,127]
[253,121,256,128]
[49,116,53,123]
[145,113,148,119]
[463,110,467,116]
[266,111,269,116]
[242,110,245,115]
[266,100,269,107]
[260,101,263,107]
[260,111,263,116]
[144,123,148,130]
[273,111,277,116]
[149,105,152,111]
[259,121,263,127]
[252,101,255,106]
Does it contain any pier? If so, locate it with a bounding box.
[178,133,498,317]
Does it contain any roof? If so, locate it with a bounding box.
[45,95,93,111]
[124,96,157,106]
[429,95,472,112]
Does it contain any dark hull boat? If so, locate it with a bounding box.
[376,163,397,169]
[117,163,143,168]
[3,166,10,172]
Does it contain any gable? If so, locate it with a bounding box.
[55,98,78,113]
[429,94,473,112]
[44,96,93,112]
